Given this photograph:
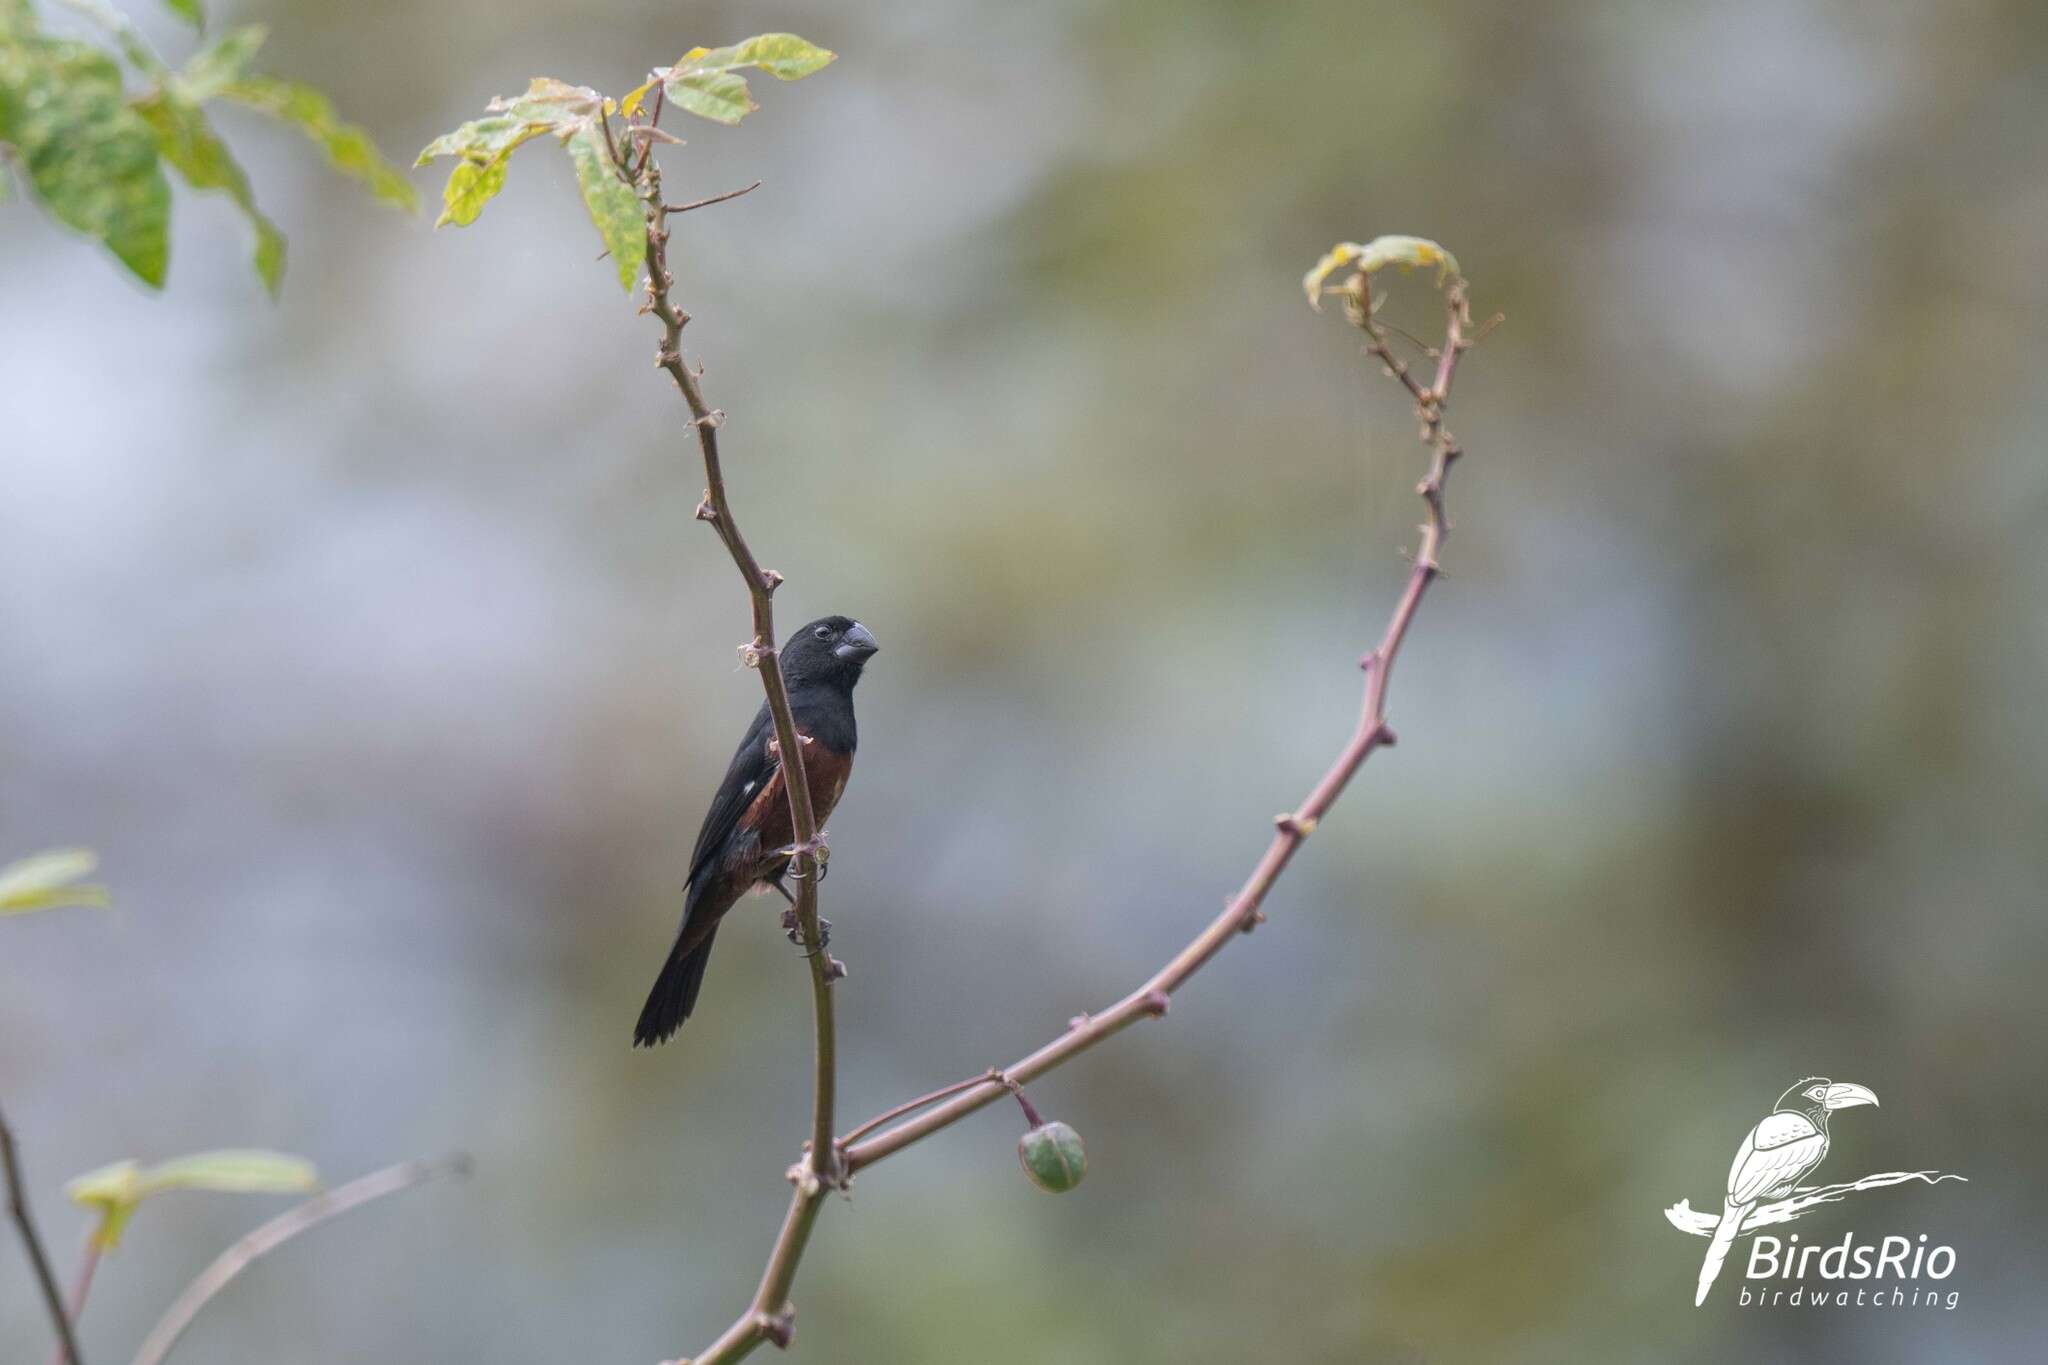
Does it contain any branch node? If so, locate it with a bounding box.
[754,1306,795,1349]
[823,953,847,982]
[1275,812,1318,837]
[739,640,773,669]
[693,409,726,430]
[1373,724,1398,748]
[761,568,785,593]
[1237,900,1266,934]
[1140,988,1171,1017]
[999,1074,1044,1128]
[1067,1011,1092,1031]
[694,495,718,523]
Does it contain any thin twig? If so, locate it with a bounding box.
[666,181,762,215]
[632,84,666,178]
[836,275,1478,1174]
[1,1102,83,1365]
[128,1155,468,1365]
[834,1071,1002,1150]
[622,132,842,1365]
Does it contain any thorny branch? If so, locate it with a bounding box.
[617,118,1490,1355]
[604,105,843,1365]
[1,1102,82,1365]
[834,272,1482,1174]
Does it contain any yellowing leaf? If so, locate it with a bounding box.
[564,123,644,290]
[417,78,611,230]
[418,77,647,284]
[68,1150,320,1249]
[0,847,110,915]
[136,1150,321,1198]
[667,67,755,125]
[644,32,835,127]
[435,154,509,227]
[701,33,836,81]
[1303,235,1461,310]
[620,77,656,118]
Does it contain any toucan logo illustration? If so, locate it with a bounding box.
[1663,1077,1965,1306]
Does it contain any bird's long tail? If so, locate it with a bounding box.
[633,926,719,1047]
[1695,1199,1750,1306]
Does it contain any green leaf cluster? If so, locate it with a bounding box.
[415,77,643,287]
[418,33,833,291]
[67,1148,320,1248]
[0,1,415,292]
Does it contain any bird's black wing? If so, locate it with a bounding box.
[685,700,779,899]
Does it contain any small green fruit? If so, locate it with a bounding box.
[1017,1121,1086,1193]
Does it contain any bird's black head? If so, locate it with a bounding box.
[780,616,879,691]
[1774,1076,1879,1125]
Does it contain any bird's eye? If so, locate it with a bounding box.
[813,626,832,640]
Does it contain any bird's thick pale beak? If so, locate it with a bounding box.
[1822,1082,1879,1110]
[835,622,879,660]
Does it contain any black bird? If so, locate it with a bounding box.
[1695,1076,1878,1304]
[634,615,879,1046]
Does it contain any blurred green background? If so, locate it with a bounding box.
[5,0,2046,1361]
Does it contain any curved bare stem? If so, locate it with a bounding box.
[837,278,1479,1172]
[130,1156,467,1365]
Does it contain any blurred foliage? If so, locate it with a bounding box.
[67,1148,319,1248]
[1303,234,1461,308]
[0,847,108,915]
[0,0,411,291]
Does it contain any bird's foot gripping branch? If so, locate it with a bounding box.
[422,39,1494,1363]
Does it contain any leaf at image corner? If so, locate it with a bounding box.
[0,847,110,915]
[0,37,172,286]
[159,0,202,31]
